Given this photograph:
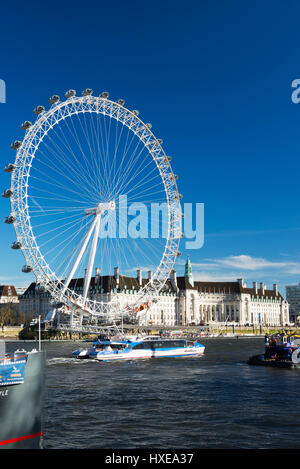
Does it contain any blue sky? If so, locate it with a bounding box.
[1,0,300,296]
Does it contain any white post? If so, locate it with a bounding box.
[62,216,98,294]
[83,214,101,302]
[38,315,41,351]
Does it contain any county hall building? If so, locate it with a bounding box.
[18,258,289,327]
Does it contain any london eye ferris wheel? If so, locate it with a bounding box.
[3,89,182,321]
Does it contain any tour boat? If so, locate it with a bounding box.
[247,331,300,368]
[72,335,205,361]
[0,341,46,448]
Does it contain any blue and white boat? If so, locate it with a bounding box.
[72,335,205,361]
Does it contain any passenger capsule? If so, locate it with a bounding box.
[2,189,13,198]
[11,241,21,250]
[49,95,60,104]
[22,265,32,273]
[132,110,139,116]
[4,215,16,224]
[65,89,76,98]
[33,105,45,115]
[20,121,32,130]
[4,164,15,173]
[82,88,93,96]
[99,91,109,99]
[176,251,182,257]
[174,174,178,180]
[157,139,163,144]
[178,194,183,200]
[10,140,22,150]
[145,123,152,129]
[117,99,125,106]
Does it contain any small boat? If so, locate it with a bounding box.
[72,335,205,361]
[247,331,300,368]
[0,340,46,448]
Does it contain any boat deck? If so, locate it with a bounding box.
[247,354,299,368]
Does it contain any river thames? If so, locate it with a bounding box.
[9,337,300,449]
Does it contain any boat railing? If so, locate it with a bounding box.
[0,352,28,365]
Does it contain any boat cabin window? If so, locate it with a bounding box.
[132,339,186,350]
[142,336,161,341]
[95,343,126,351]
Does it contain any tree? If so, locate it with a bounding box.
[0,304,27,328]
[0,305,14,330]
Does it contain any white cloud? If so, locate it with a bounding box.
[210,255,296,271]
[284,267,300,275]
[189,254,300,285]
[183,254,300,296]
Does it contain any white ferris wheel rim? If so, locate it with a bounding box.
[9,92,182,317]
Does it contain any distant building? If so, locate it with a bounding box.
[18,283,53,317]
[286,283,300,323]
[19,260,290,327]
[15,287,27,297]
[0,285,19,304]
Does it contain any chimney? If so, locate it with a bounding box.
[273,283,278,296]
[260,282,265,295]
[148,270,152,282]
[237,278,244,288]
[170,269,178,292]
[253,281,258,295]
[114,267,119,284]
[95,267,100,285]
[137,269,142,286]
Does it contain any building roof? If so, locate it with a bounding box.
[241,286,283,300]
[22,276,175,296]
[194,281,241,294]
[21,276,284,301]
[23,282,37,295]
[194,280,283,300]
[67,275,174,292]
[176,276,196,290]
[0,285,18,297]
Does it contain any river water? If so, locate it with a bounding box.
[9,338,300,449]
